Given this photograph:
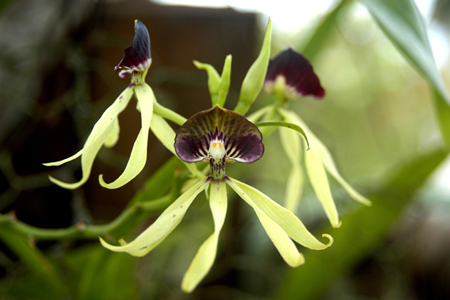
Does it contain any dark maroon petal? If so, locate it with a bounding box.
[115,20,152,78]
[174,105,264,164]
[265,48,324,99]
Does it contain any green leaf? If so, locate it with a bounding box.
[0,228,66,298]
[130,156,178,204]
[360,0,450,147]
[300,0,349,61]
[276,148,448,300]
[234,19,272,115]
[432,89,450,148]
[194,55,232,107]
[77,247,138,300]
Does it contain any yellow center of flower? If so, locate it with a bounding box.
[209,140,226,161]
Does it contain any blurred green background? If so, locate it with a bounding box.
[0,0,450,299]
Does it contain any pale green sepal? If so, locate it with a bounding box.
[228,177,332,250]
[48,122,114,189]
[279,126,301,164]
[279,126,304,211]
[99,177,211,256]
[116,238,149,256]
[305,142,340,227]
[182,180,228,293]
[234,19,272,116]
[44,87,134,189]
[279,108,371,206]
[151,114,176,155]
[104,118,120,148]
[284,166,303,212]
[194,55,231,107]
[226,178,305,267]
[99,83,154,188]
[246,105,273,123]
[44,149,84,167]
[152,113,199,177]
[280,128,303,210]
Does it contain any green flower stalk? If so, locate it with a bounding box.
[100,105,332,292]
[44,20,156,189]
[257,48,371,227]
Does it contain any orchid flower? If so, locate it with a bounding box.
[251,48,371,228]
[100,105,332,292]
[44,20,156,189]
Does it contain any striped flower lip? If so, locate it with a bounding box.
[264,48,324,99]
[175,105,264,179]
[115,20,152,79]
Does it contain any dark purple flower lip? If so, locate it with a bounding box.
[174,105,264,165]
[264,48,325,99]
[115,20,152,79]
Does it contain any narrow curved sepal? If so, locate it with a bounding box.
[151,113,200,177]
[115,20,152,78]
[181,180,228,293]
[264,48,324,99]
[278,107,371,212]
[227,177,333,250]
[279,126,304,211]
[194,55,231,107]
[234,18,272,115]
[43,87,134,189]
[99,177,211,256]
[174,105,264,164]
[99,83,154,189]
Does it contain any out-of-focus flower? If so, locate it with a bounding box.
[115,20,152,78]
[44,20,156,189]
[100,105,332,292]
[256,48,371,228]
[264,48,324,99]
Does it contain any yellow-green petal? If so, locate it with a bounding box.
[194,55,231,107]
[246,106,273,123]
[226,178,305,267]
[151,113,200,177]
[99,83,154,188]
[181,180,228,292]
[104,118,120,148]
[151,114,176,155]
[285,166,303,212]
[99,177,211,256]
[234,19,272,116]
[279,108,371,206]
[278,108,338,226]
[44,87,134,189]
[228,177,332,250]
[305,142,340,227]
[279,126,304,211]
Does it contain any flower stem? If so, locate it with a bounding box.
[0,180,181,240]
